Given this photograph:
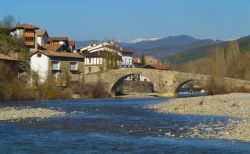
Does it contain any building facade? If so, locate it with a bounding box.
[79,41,123,74]
[11,24,39,51]
[35,30,49,47]
[30,48,85,85]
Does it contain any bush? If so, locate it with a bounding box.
[0,64,35,101]
[205,76,228,95]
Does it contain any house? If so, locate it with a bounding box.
[41,44,71,53]
[68,41,76,52]
[0,53,22,74]
[30,48,85,84]
[35,29,49,47]
[48,37,69,46]
[121,48,133,68]
[132,57,143,68]
[79,41,123,74]
[11,24,39,51]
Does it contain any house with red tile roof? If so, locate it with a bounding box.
[30,46,85,84]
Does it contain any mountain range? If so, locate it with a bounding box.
[76,35,219,60]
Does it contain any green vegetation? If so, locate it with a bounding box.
[103,51,120,70]
[140,55,145,66]
[0,16,30,63]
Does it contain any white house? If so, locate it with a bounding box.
[48,37,69,46]
[79,41,123,74]
[121,48,133,68]
[79,41,135,73]
[30,44,84,83]
[35,29,49,47]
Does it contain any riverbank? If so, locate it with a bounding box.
[0,107,65,121]
[147,93,250,142]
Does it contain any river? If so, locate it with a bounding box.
[1,98,250,153]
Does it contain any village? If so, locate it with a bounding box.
[0,23,171,98]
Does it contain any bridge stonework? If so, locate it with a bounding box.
[84,68,250,97]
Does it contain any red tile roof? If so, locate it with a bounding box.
[68,41,76,46]
[34,51,84,59]
[49,37,68,42]
[42,44,62,52]
[16,24,39,29]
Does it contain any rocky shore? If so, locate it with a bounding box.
[147,93,250,142]
[0,107,65,121]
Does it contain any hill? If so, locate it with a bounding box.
[76,35,218,59]
[166,35,250,64]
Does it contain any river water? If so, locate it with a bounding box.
[1,98,250,153]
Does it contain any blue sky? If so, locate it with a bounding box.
[1,0,250,42]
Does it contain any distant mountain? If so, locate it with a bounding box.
[76,35,219,59]
[166,35,250,64]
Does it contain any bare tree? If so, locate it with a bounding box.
[0,15,16,28]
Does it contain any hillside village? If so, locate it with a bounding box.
[0,23,169,100]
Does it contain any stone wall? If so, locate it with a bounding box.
[116,80,154,94]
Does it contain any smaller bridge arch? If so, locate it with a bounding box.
[174,79,194,94]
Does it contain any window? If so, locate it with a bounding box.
[88,58,91,64]
[25,37,34,42]
[37,53,41,57]
[70,62,78,71]
[88,67,92,73]
[25,29,34,33]
[52,61,60,70]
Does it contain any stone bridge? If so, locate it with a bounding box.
[84,68,250,97]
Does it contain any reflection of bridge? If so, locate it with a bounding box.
[84,68,250,97]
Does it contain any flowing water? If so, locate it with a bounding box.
[1,98,250,153]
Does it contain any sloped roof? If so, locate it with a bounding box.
[0,53,19,61]
[16,24,39,29]
[36,29,48,36]
[49,37,68,41]
[83,50,122,58]
[34,51,84,59]
[42,44,63,52]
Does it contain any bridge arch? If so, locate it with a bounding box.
[174,80,194,94]
[110,73,155,97]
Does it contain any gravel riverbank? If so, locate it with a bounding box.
[147,93,250,142]
[0,107,65,121]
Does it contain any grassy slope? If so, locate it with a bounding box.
[167,35,250,64]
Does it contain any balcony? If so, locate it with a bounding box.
[23,32,35,37]
[24,41,35,46]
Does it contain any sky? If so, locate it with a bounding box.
[1,0,250,42]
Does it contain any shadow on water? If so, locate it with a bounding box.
[1,98,250,153]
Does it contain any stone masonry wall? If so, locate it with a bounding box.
[116,80,154,94]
